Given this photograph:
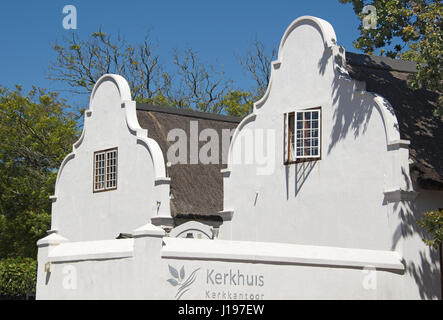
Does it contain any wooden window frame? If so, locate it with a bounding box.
[93,147,118,193]
[284,107,322,165]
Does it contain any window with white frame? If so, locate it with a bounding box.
[93,148,118,192]
[284,108,321,163]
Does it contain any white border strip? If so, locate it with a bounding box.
[162,238,404,271]
[48,239,134,263]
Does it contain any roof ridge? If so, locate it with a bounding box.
[346,51,418,73]
[136,103,243,123]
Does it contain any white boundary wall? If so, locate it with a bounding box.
[36,224,418,300]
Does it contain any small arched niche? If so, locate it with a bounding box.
[169,221,214,239]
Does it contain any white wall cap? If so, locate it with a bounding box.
[47,239,133,262]
[155,177,171,185]
[37,233,68,248]
[162,238,405,271]
[131,223,166,238]
[219,210,234,221]
[384,189,419,202]
[387,139,411,150]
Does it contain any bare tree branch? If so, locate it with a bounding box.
[172,48,233,113]
[238,39,277,98]
[48,28,167,104]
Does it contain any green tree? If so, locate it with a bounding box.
[418,209,443,250]
[339,0,442,116]
[0,86,79,258]
[220,90,254,117]
[0,257,36,298]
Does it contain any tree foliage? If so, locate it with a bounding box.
[219,90,254,117]
[340,0,442,116]
[0,257,36,298]
[418,209,443,250]
[0,86,79,258]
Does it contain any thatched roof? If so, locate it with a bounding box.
[136,104,240,218]
[136,52,442,217]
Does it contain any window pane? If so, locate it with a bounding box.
[106,150,117,189]
[312,129,318,138]
[297,130,302,138]
[312,138,318,147]
[94,152,105,191]
[312,120,318,128]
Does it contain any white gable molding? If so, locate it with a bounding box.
[328,39,405,147]
[279,16,338,54]
[370,94,402,145]
[122,100,167,180]
[89,74,132,105]
[224,113,256,173]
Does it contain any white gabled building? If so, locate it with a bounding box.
[36,16,442,300]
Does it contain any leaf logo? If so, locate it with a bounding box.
[167,265,200,300]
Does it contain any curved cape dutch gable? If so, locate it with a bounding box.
[48,74,172,241]
[220,16,415,250]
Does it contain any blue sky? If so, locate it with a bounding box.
[0,0,362,109]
